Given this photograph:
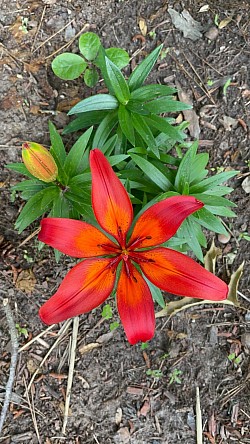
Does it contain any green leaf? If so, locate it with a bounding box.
[118,105,135,145]
[68,172,91,188]
[64,127,93,178]
[52,53,87,80]
[94,46,114,94]
[105,47,129,69]
[128,44,163,91]
[144,114,185,143]
[79,32,101,61]
[101,135,118,156]
[131,84,176,101]
[12,179,47,192]
[189,153,209,184]
[6,163,35,178]
[15,187,56,232]
[204,186,234,196]
[131,113,159,157]
[41,186,60,208]
[84,67,99,87]
[63,110,107,134]
[49,121,66,163]
[194,208,228,235]
[178,218,204,262]
[64,191,94,220]
[105,57,130,104]
[49,121,67,184]
[174,141,198,192]
[130,153,172,191]
[204,205,237,217]
[189,171,238,193]
[51,193,70,218]
[126,100,150,115]
[192,194,236,207]
[144,98,192,114]
[108,154,129,166]
[144,276,165,308]
[92,111,118,148]
[68,94,118,115]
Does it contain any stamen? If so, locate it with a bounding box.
[128,235,152,249]
[98,243,121,253]
[128,251,155,264]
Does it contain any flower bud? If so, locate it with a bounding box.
[22,142,58,183]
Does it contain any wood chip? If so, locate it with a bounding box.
[78,343,100,355]
[126,386,144,396]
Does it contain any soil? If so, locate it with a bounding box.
[0,1,250,443]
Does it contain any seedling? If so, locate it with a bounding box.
[227,352,241,366]
[169,368,182,385]
[223,78,231,96]
[101,304,113,320]
[146,369,163,378]
[15,324,29,338]
[141,342,149,350]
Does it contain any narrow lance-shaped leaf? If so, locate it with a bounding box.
[105,57,131,104]
[144,114,185,143]
[177,218,204,263]
[189,171,238,193]
[131,113,159,158]
[15,187,59,233]
[64,127,93,178]
[194,207,229,235]
[92,111,118,148]
[63,110,107,134]
[118,105,135,145]
[174,141,198,193]
[144,97,192,114]
[130,153,172,191]
[6,162,36,178]
[131,84,177,101]
[128,44,163,91]
[68,94,118,115]
[49,121,67,184]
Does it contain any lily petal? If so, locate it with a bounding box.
[39,258,116,325]
[139,247,228,301]
[128,196,203,249]
[117,261,155,345]
[90,149,133,247]
[38,218,119,258]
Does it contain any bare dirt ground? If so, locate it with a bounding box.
[0,1,250,443]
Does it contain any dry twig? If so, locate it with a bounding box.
[0,299,19,434]
[196,387,203,444]
[62,317,79,434]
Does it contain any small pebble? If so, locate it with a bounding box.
[241,333,250,348]
[205,26,219,40]
[218,233,231,244]
[241,176,250,194]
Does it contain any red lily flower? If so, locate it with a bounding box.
[38,149,228,344]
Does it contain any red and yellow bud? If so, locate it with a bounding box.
[22,142,58,183]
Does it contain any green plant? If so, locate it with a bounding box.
[102,304,120,332]
[227,352,241,366]
[6,123,129,238]
[168,368,182,385]
[15,324,29,338]
[146,369,163,378]
[52,32,129,87]
[61,36,190,155]
[124,141,238,260]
